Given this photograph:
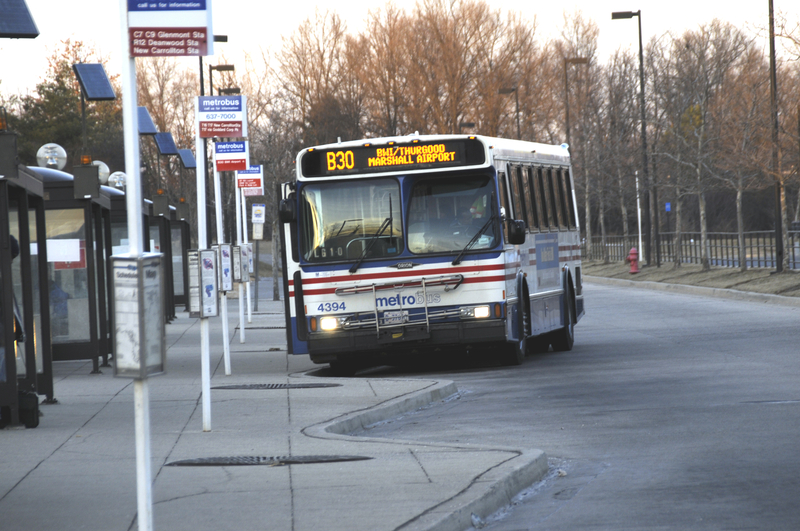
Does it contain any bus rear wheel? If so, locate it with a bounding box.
[551,289,575,352]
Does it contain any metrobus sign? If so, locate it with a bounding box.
[236,165,262,189]
[214,141,249,172]
[197,95,247,138]
[127,0,213,58]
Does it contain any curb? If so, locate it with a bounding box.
[585,275,800,308]
[303,378,549,531]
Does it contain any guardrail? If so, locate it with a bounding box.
[583,231,800,270]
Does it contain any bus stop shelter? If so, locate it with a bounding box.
[1,164,55,427]
[22,166,111,374]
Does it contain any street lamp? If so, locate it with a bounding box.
[499,87,520,139]
[209,64,235,96]
[612,9,657,266]
[563,57,588,147]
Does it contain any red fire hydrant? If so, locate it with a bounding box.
[625,247,640,274]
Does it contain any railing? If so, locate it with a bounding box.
[582,231,800,270]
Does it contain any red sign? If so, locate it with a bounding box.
[216,159,248,172]
[237,178,260,188]
[129,27,209,57]
[200,121,244,138]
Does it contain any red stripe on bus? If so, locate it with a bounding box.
[288,263,505,286]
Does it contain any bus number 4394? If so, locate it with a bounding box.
[317,302,346,312]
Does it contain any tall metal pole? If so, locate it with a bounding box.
[564,57,589,147]
[564,61,571,147]
[119,1,153,528]
[769,0,784,272]
[635,12,653,267]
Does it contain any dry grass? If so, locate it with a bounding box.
[583,260,800,298]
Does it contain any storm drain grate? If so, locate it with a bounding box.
[166,455,372,467]
[211,383,341,390]
[243,326,286,330]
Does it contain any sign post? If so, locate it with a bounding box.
[251,204,265,310]
[236,166,262,323]
[121,0,212,529]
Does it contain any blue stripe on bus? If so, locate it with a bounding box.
[299,251,503,273]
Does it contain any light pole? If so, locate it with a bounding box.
[499,87,520,139]
[209,63,235,96]
[612,10,657,266]
[768,0,784,272]
[198,35,229,244]
[563,57,588,147]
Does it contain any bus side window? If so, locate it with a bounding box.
[497,170,511,243]
[526,166,542,231]
[513,165,531,232]
[537,167,554,230]
[549,167,565,229]
[521,166,537,231]
[560,168,576,229]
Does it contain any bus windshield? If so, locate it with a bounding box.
[299,178,403,263]
[407,175,497,254]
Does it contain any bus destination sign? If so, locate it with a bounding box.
[300,138,486,178]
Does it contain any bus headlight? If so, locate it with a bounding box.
[320,316,340,331]
[473,305,491,319]
[460,305,491,319]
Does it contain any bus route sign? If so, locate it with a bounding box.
[127,1,213,58]
[197,95,247,138]
[214,141,249,172]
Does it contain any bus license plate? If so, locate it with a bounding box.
[383,310,407,325]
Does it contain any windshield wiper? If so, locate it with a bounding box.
[452,214,496,266]
[349,216,393,273]
[335,218,362,237]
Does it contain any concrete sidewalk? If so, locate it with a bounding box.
[1,299,547,531]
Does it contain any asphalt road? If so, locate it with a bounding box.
[355,282,800,530]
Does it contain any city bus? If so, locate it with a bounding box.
[278,134,584,375]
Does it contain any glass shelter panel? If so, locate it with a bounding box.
[46,209,90,343]
[171,225,185,297]
[9,203,26,377]
[27,208,43,374]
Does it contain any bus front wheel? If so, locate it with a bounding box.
[329,359,359,377]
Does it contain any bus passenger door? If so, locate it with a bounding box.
[279,182,309,355]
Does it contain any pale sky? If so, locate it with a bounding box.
[1,1,798,97]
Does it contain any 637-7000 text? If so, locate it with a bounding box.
[201,114,237,120]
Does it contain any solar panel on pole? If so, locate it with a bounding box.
[137,107,158,135]
[0,0,39,38]
[178,149,197,169]
[72,64,116,101]
[154,132,179,156]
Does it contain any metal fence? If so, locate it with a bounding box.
[583,231,800,270]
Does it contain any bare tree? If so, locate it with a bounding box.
[661,21,749,270]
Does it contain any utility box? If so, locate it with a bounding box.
[0,132,19,179]
[73,164,100,199]
[111,253,166,379]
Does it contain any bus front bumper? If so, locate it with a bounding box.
[307,319,506,363]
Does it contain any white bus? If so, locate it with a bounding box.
[278,134,584,375]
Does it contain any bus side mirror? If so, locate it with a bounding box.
[279,198,296,222]
[507,220,526,245]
